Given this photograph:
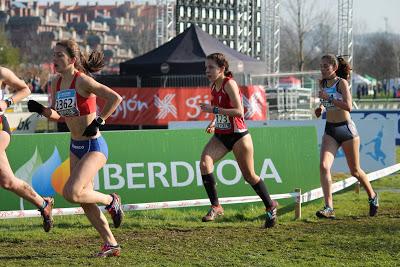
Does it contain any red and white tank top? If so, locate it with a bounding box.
[54,72,96,117]
[211,77,247,134]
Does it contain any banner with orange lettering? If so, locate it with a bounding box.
[97,86,266,125]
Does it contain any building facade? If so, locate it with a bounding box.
[176,0,262,59]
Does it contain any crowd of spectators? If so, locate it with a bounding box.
[355,82,400,100]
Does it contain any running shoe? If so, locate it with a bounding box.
[265,201,278,228]
[202,205,224,222]
[316,206,335,219]
[105,193,124,228]
[95,243,121,257]
[39,197,54,232]
[368,192,379,217]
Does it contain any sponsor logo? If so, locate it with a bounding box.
[154,94,177,119]
[111,94,149,119]
[186,94,210,119]
[71,144,85,150]
[99,158,282,190]
[243,92,264,119]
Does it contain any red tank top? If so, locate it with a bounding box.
[211,77,247,134]
[55,72,96,117]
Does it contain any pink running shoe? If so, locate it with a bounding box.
[105,193,124,228]
[95,243,121,257]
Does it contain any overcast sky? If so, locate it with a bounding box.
[37,0,400,34]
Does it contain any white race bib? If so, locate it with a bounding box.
[55,89,80,117]
[321,87,342,110]
[215,114,231,130]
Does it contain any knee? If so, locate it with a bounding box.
[320,161,331,175]
[200,155,213,173]
[63,187,80,203]
[350,168,362,178]
[0,178,14,190]
[242,171,258,185]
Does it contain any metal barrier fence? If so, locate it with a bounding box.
[1,163,398,220]
[265,87,313,120]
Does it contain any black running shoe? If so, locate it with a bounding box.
[265,201,278,228]
[368,192,379,217]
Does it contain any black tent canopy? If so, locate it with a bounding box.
[120,24,267,76]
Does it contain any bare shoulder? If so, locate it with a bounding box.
[0,66,13,79]
[76,72,96,88]
[226,78,238,87]
[225,78,239,92]
[339,78,349,87]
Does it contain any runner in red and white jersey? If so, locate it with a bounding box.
[211,76,247,134]
[199,53,277,228]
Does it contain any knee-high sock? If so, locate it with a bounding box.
[202,173,219,206]
[251,179,274,209]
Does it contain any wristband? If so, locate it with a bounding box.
[95,116,105,126]
[212,106,219,114]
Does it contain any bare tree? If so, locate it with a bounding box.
[306,19,337,69]
[354,33,399,80]
[280,0,335,71]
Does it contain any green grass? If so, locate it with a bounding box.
[0,179,399,266]
[1,156,400,266]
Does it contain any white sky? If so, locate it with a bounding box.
[37,0,400,34]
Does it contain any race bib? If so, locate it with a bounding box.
[55,89,80,117]
[320,88,337,110]
[215,114,231,130]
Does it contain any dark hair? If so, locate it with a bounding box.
[206,53,233,78]
[321,54,351,80]
[56,40,105,74]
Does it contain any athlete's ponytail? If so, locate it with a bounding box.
[56,40,105,75]
[80,50,105,74]
[321,54,351,81]
[206,53,233,78]
[335,56,351,81]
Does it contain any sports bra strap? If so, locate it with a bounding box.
[211,77,232,92]
[56,76,62,92]
[222,77,231,87]
[323,78,341,89]
[70,72,80,89]
[211,81,216,91]
[56,72,80,92]
[333,78,341,87]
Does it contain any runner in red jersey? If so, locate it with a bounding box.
[199,53,277,228]
[211,76,247,134]
[27,40,123,257]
